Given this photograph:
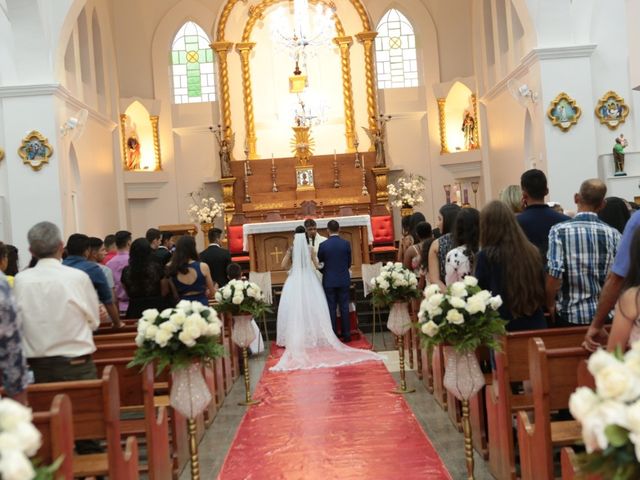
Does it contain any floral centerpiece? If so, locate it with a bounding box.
[187,189,225,225]
[0,398,61,480]
[387,174,426,209]
[568,344,640,479]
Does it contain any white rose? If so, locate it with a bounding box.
[463,276,479,287]
[630,432,640,462]
[141,308,159,322]
[370,278,377,287]
[421,320,439,337]
[170,312,186,326]
[135,333,145,347]
[176,300,192,310]
[190,301,204,313]
[394,262,403,270]
[627,400,640,434]
[222,287,232,299]
[446,309,465,325]
[9,422,41,456]
[409,276,418,286]
[205,323,222,336]
[154,329,173,348]
[160,308,173,318]
[159,321,177,333]
[489,295,503,310]
[588,349,619,376]
[378,280,390,291]
[423,284,441,299]
[582,400,629,453]
[449,296,466,309]
[144,325,159,340]
[247,287,257,299]
[625,349,640,376]
[232,295,244,305]
[428,293,444,307]
[450,282,468,298]
[569,387,600,423]
[0,449,35,480]
[178,330,196,347]
[465,295,487,315]
[595,363,640,402]
[428,306,443,318]
[137,320,149,334]
[214,291,223,302]
[476,290,492,302]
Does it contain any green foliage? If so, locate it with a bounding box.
[577,441,640,480]
[33,456,64,480]
[128,337,224,375]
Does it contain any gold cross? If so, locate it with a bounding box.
[270,246,284,264]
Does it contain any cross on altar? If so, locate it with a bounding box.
[270,246,285,264]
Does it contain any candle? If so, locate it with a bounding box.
[334,149,337,163]
[463,188,469,205]
[271,154,274,168]
[455,187,461,205]
[244,161,248,176]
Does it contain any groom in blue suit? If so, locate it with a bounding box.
[317,220,352,342]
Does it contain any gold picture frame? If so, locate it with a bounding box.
[295,165,315,191]
[17,131,53,171]
[595,91,629,130]
[547,93,581,132]
[0,148,4,161]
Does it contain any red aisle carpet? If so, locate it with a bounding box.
[217,338,452,479]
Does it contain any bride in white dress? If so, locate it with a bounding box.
[271,233,383,372]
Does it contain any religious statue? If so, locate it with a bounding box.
[462,111,477,150]
[613,134,628,176]
[362,114,392,167]
[212,125,233,178]
[126,136,141,170]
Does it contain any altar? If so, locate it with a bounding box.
[244,215,374,284]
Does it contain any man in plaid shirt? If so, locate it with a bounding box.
[545,179,621,326]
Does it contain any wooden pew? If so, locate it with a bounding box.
[32,394,75,480]
[516,338,588,480]
[27,366,140,479]
[432,345,447,411]
[487,326,589,480]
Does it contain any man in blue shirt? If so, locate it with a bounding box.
[585,208,640,350]
[517,169,570,258]
[63,234,121,327]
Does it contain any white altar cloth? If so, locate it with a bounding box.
[242,215,374,251]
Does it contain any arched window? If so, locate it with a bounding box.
[375,9,418,89]
[170,22,216,104]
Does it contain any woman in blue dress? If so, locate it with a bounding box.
[168,235,216,305]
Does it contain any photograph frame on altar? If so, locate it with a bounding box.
[595,91,629,130]
[295,166,315,191]
[547,93,581,132]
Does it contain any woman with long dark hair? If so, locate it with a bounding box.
[445,207,479,285]
[607,228,640,351]
[122,238,171,317]
[168,235,216,305]
[397,215,414,262]
[403,221,433,275]
[476,201,546,331]
[427,203,461,289]
[599,196,631,234]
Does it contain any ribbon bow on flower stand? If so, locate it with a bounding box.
[129,301,225,480]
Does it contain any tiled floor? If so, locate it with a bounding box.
[183,333,494,479]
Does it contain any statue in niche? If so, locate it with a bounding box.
[613,134,628,176]
[212,125,233,178]
[363,114,392,167]
[126,136,141,170]
[462,110,477,150]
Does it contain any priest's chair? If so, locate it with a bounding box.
[370,214,398,262]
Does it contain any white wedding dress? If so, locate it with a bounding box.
[271,233,383,372]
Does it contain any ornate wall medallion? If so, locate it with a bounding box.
[17,131,53,171]
[547,93,581,132]
[595,91,629,130]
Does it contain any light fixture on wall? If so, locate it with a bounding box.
[60,108,88,141]
[507,80,538,106]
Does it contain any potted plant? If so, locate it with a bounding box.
[387,174,426,216]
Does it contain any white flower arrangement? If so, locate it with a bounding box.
[418,276,507,352]
[0,398,43,480]
[568,343,640,476]
[387,174,426,208]
[129,301,225,373]
[370,262,420,307]
[214,279,272,318]
[187,189,225,225]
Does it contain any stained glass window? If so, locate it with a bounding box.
[171,22,216,104]
[375,9,418,89]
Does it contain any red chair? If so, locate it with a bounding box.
[370,214,397,262]
[227,224,250,266]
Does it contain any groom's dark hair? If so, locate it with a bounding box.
[327,220,340,233]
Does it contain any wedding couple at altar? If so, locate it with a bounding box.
[271,219,382,372]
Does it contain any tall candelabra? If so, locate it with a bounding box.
[333,151,340,188]
[271,155,278,192]
[244,146,253,175]
[354,137,361,168]
[243,161,251,203]
[471,181,479,207]
[361,154,369,196]
[444,184,452,204]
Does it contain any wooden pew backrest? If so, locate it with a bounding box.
[32,394,75,480]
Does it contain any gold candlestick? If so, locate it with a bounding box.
[333,150,340,188]
[444,184,452,204]
[462,399,475,479]
[187,418,200,480]
[471,181,479,208]
[271,154,278,193]
[391,334,415,394]
[354,137,361,168]
[239,347,261,406]
[243,161,251,203]
[244,146,252,175]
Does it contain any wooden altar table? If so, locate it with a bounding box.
[243,215,374,284]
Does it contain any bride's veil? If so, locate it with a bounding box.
[271,233,383,371]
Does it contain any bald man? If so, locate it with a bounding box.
[545,179,621,326]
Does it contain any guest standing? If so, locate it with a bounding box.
[445,207,480,285]
[546,180,620,326]
[154,231,174,266]
[106,230,132,314]
[102,234,117,265]
[200,228,232,288]
[146,228,161,251]
[499,185,524,214]
[122,238,172,318]
[168,235,216,305]
[0,271,28,401]
[397,215,414,262]
[427,204,461,289]
[476,201,546,331]
[599,196,631,234]
[88,237,116,305]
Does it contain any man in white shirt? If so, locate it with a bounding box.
[14,221,100,384]
[304,218,326,254]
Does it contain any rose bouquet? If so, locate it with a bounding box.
[387,174,426,208]
[370,262,421,308]
[418,276,507,352]
[568,345,640,479]
[187,189,225,225]
[128,301,225,375]
[214,279,272,318]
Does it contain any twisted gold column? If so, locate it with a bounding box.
[187,418,200,480]
[437,98,449,154]
[334,36,356,152]
[356,31,379,150]
[149,115,161,171]
[471,93,480,149]
[236,42,258,159]
[212,42,234,144]
[119,114,128,170]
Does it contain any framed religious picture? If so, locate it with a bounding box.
[17,130,53,171]
[547,93,581,132]
[595,91,629,130]
[295,165,315,191]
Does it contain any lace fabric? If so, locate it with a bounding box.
[271,233,383,372]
